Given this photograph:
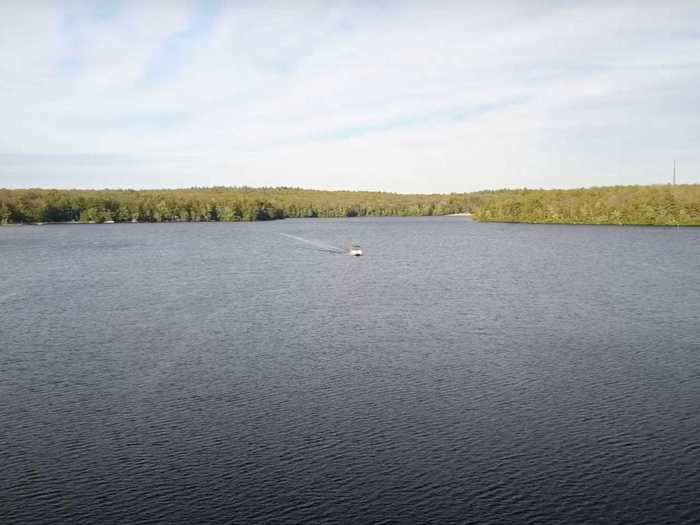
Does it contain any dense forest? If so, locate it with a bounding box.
[0,185,698,226]
[0,187,473,224]
[473,185,700,226]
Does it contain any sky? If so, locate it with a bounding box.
[1,0,699,193]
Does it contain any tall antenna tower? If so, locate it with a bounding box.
[673,160,676,185]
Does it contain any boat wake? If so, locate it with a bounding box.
[280,233,347,254]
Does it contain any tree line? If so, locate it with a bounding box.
[0,187,471,224]
[0,185,697,226]
[473,185,699,226]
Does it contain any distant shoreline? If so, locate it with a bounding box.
[2,216,698,228]
[1,185,698,226]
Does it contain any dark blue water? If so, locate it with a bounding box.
[1,218,699,524]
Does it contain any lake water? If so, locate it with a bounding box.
[1,218,699,523]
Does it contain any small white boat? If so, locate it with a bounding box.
[349,244,363,256]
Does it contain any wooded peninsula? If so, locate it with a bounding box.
[1,185,698,226]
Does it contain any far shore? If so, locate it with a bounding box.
[2,185,698,226]
[3,215,479,226]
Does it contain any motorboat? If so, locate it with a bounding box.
[349,244,363,256]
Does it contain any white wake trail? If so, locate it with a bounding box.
[279,233,346,254]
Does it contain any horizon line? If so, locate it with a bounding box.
[1,182,696,196]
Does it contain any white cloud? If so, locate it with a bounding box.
[1,1,699,191]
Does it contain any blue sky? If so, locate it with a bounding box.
[1,0,699,192]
